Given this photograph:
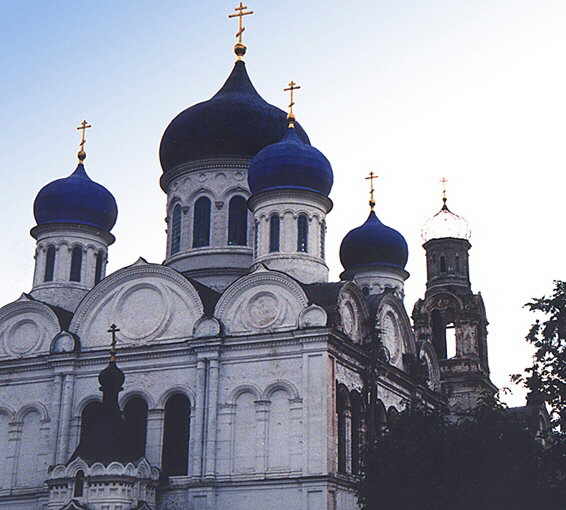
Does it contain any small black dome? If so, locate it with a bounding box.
[159,61,309,172]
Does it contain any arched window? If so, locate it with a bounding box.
[336,384,350,474]
[455,255,461,274]
[70,246,83,282]
[123,397,148,459]
[80,401,103,445]
[44,245,56,282]
[351,391,363,474]
[431,309,447,360]
[297,214,308,253]
[228,196,248,246]
[269,215,280,253]
[74,470,85,497]
[171,204,182,255]
[440,255,447,273]
[94,250,104,285]
[193,197,211,248]
[162,394,190,476]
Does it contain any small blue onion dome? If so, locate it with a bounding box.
[159,60,310,172]
[340,211,408,272]
[248,125,333,196]
[33,163,118,232]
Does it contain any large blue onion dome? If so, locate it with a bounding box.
[248,124,333,196]
[159,60,310,173]
[340,210,408,273]
[33,163,118,232]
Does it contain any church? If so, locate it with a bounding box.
[0,4,541,510]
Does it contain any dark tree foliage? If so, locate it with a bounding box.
[357,395,566,510]
[511,280,566,429]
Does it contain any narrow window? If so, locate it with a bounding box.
[455,255,461,274]
[70,246,83,282]
[228,196,248,246]
[431,309,448,359]
[446,323,457,358]
[269,215,280,253]
[162,394,191,476]
[193,197,211,248]
[94,250,104,285]
[44,245,56,282]
[320,220,326,259]
[171,204,182,255]
[254,220,259,256]
[297,214,308,253]
[440,255,447,273]
[351,392,362,474]
[74,470,85,497]
[123,397,148,459]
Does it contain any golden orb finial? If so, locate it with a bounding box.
[228,2,254,60]
[365,171,379,210]
[76,120,92,163]
[284,81,301,128]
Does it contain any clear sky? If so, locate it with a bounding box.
[1,1,565,405]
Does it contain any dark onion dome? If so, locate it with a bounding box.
[69,359,136,465]
[33,163,118,232]
[248,124,333,196]
[159,60,310,172]
[340,210,409,273]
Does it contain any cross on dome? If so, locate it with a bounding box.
[107,323,120,360]
[284,80,301,126]
[228,2,254,60]
[76,120,92,163]
[365,171,379,210]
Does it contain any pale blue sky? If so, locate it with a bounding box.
[1,1,565,405]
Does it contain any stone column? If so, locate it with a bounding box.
[146,409,164,467]
[50,374,64,465]
[344,407,352,474]
[191,358,207,479]
[56,374,75,463]
[204,359,220,478]
[255,400,270,473]
[33,245,46,287]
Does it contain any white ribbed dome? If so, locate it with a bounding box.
[421,201,471,242]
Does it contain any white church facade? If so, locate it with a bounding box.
[0,7,507,510]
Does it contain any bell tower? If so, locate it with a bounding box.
[412,180,496,412]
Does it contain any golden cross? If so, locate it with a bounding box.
[107,324,120,360]
[440,176,448,207]
[76,120,92,162]
[229,2,254,45]
[284,81,301,121]
[365,171,379,210]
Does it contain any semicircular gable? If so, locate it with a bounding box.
[70,261,204,350]
[423,290,464,314]
[0,295,61,360]
[375,293,417,370]
[336,282,370,343]
[215,265,308,336]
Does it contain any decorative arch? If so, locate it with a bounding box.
[15,402,50,424]
[157,386,196,411]
[262,380,301,402]
[337,282,371,343]
[69,261,204,349]
[0,296,61,360]
[215,265,309,336]
[0,405,16,422]
[227,384,262,405]
[120,390,156,411]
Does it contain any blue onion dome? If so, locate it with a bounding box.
[248,124,333,196]
[33,163,118,232]
[340,211,409,273]
[159,60,310,173]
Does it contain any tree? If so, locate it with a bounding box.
[512,280,566,429]
[357,395,566,510]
